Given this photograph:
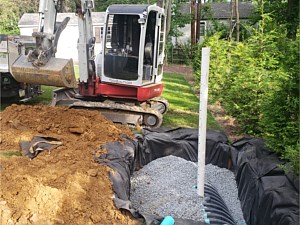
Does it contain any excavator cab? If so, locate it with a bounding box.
[98,5,166,87]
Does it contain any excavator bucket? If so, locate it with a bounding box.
[10,55,77,88]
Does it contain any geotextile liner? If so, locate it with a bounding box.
[234,138,299,225]
[20,136,63,159]
[97,128,299,225]
[97,128,237,224]
[134,128,233,170]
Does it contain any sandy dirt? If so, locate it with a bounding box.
[0,104,139,225]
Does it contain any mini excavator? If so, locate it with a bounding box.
[10,0,169,128]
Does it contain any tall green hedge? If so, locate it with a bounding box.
[193,25,299,175]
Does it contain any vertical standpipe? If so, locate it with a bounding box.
[197,47,210,197]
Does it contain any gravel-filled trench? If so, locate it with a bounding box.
[130,155,245,224]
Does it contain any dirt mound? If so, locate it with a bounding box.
[0,104,139,225]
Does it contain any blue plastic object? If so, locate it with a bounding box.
[160,216,175,225]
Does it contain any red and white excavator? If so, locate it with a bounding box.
[10,0,169,128]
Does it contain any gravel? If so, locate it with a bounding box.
[130,155,245,224]
[130,156,204,221]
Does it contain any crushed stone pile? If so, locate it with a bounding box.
[0,104,138,225]
[130,155,245,224]
[131,156,205,222]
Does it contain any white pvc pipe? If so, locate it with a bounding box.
[197,47,210,197]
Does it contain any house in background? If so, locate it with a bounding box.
[18,12,106,63]
[18,2,254,62]
[174,2,255,44]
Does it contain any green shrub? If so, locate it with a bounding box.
[0,1,20,34]
[193,34,233,102]
[193,24,299,175]
[259,34,300,175]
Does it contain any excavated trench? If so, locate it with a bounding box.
[1,104,298,225]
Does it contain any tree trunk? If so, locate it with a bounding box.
[157,0,163,8]
[165,0,172,40]
[229,0,234,41]
[235,0,240,42]
[196,1,202,43]
[191,0,196,45]
[287,0,299,40]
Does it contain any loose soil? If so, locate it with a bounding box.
[165,64,244,141]
[0,104,139,225]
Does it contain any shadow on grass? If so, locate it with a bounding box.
[163,109,198,128]
[163,109,222,130]
[163,91,199,111]
[162,72,222,130]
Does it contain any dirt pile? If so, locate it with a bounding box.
[0,104,139,225]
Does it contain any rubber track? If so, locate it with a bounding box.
[69,100,163,128]
[150,97,170,114]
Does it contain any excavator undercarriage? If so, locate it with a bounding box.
[50,88,169,128]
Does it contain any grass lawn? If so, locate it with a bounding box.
[162,72,222,130]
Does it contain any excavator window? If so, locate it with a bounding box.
[104,14,140,81]
[143,11,157,81]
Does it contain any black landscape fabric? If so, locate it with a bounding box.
[135,128,232,170]
[235,138,299,225]
[97,128,299,225]
[95,138,207,225]
[20,136,63,159]
[97,128,232,225]
[257,176,299,225]
[95,139,139,216]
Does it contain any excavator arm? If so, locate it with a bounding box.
[75,0,96,84]
[10,0,77,88]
